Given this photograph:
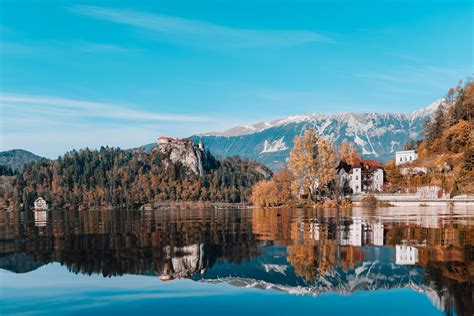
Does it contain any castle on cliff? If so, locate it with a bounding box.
[158,137,205,151]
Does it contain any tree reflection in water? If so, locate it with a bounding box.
[0,207,472,316]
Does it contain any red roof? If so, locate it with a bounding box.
[361,159,382,168]
[158,137,176,141]
[351,160,361,168]
[338,158,383,173]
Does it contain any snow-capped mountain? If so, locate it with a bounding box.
[192,100,443,170]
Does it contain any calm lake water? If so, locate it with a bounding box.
[0,206,472,316]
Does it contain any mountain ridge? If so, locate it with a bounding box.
[186,100,442,170]
[201,100,443,137]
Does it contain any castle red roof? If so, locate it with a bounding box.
[158,137,176,141]
[158,137,194,144]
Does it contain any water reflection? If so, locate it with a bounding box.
[0,207,472,315]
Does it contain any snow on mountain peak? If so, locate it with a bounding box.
[192,100,442,170]
[204,101,440,138]
[261,137,288,153]
[408,99,445,120]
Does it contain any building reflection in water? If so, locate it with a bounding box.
[33,210,47,227]
[396,245,419,265]
[0,206,472,316]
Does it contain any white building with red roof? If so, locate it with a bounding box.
[337,158,384,194]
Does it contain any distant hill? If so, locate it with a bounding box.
[0,253,45,274]
[0,149,44,172]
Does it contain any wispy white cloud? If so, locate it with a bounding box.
[0,93,226,157]
[70,5,333,48]
[0,40,139,56]
[0,93,211,123]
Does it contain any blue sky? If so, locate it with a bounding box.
[0,0,472,158]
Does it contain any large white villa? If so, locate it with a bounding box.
[337,158,384,194]
[395,150,418,165]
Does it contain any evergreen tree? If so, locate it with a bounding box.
[9,146,271,209]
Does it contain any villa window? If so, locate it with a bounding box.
[409,156,412,160]
[355,176,358,180]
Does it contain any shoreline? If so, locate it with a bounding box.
[5,195,474,212]
[23,198,474,212]
[353,199,474,207]
[351,194,474,207]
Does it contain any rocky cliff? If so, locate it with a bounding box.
[155,141,215,176]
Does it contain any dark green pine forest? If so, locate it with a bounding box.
[8,146,271,210]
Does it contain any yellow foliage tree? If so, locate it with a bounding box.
[288,129,338,200]
[340,140,360,165]
[288,129,319,200]
[316,136,338,195]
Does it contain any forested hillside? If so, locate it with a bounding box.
[0,149,43,172]
[6,145,271,210]
[385,81,473,195]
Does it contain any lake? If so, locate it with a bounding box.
[0,206,472,316]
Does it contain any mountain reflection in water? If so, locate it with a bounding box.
[0,207,472,316]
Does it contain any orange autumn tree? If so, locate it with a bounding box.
[402,80,473,195]
[251,168,293,208]
[252,129,339,206]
